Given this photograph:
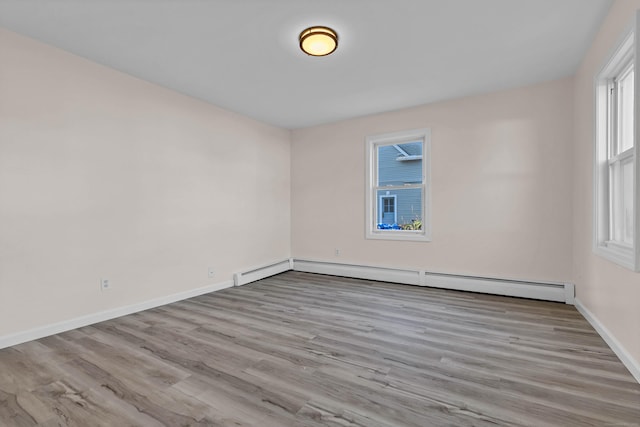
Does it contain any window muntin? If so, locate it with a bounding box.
[366,129,431,241]
[615,63,634,154]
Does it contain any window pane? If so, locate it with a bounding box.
[618,67,635,153]
[609,163,618,240]
[377,142,423,186]
[610,158,635,245]
[623,158,634,244]
[376,188,422,230]
[607,163,617,240]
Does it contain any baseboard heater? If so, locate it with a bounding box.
[293,259,574,304]
[424,271,573,304]
[233,259,293,287]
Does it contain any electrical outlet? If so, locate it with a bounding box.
[100,278,110,291]
[335,249,340,256]
[208,267,215,278]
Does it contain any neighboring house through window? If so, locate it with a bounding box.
[380,194,397,224]
[366,128,431,241]
[594,23,640,270]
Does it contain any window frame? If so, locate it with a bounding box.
[593,23,640,271]
[365,128,431,242]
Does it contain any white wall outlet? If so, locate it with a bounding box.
[100,278,110,291]
[335,249,340,256]
[208,267,215,278]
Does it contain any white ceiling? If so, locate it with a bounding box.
[0,0,612,129]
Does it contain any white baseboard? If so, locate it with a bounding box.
[574,298,640,384]
[0,257,292,350]
[0,280,233,350]
[233,258,293,287]
[293,259,573,304]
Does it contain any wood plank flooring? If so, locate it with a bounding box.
[0,271,639,426]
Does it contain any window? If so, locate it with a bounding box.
[366,128,431,241]
[594,26,640,270]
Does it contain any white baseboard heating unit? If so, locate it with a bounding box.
[292,259,574,304]
[424,271,573,304]
[233,259,293,287]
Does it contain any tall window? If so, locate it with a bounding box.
[366,128,431,241]
[594,27,639,270]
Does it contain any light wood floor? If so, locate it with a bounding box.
[0,271,639,426]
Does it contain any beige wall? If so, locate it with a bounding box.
[573,1,640,365]
[0,29,291,337]
[291,78,574,283]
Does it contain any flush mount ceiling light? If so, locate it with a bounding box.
[299,26,338,56]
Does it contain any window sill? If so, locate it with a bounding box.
[366,230,431,242]
[594,243,638,271]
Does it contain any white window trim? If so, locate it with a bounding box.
[365,128,431,242]
[593,19,640,271]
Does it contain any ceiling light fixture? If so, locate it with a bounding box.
[299,26,338,56]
